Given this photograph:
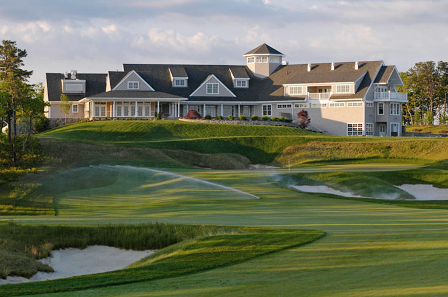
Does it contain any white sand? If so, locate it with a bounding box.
[291,185,367,198]
[0,245,155,285]
[396,184,448,200]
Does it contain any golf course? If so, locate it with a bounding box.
[1,120,448,297]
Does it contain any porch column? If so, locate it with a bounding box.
[92,101,95,118]
[221,104,223,117]
[238,104,241,117]
[113,101,116,118]
[203,104,206,117]
[178,102,181,118]
[135,101,138,117]
[157,101,160,116]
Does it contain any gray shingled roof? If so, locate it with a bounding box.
[244,43,284,56]
[229,67,250,79]
[374,66,394,84]
[169,66,188,78]
[46,73,107,101]
[87,90,185,100]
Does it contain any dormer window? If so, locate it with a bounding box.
[174,79,187,87]
[336,85,351,93]
[235,80,248,88]
[128,81,139,90]
[289,86,303,95]
[206,83,219,94]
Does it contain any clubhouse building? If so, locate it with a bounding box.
[44,43,407,136]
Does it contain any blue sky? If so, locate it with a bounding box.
[0,0,446,84]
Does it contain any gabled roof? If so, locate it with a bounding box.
[46,73,107,101]
[374,66,395,84]
[190,74,236,97]
[229,67,250,79]
[169,66,188,78]
[243,43,284,56]
[112,70,155,91]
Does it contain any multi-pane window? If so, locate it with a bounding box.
[256,56,268,63]
[347,123,363,136]
[329,102,345,107]
[311,103,327,108]
[378,102,384,115]
[137,103,143,117]
[336,85,351,93]
[206,83,219,94]
[262,104,272,116]
[116,103,122,117]
[390,103,400,115]
[366,123,374,136]
[123,103,129,117]
[236,80,247,87]
[295,103,310,108]
[247,57,254,63]
[72,104,78,113]
[174,79,186,87]
[128,81,139,89]
[144,103,150,117]
[366,102,374,107]
[289,86,303,95]
[277,104,292,109]
[348,102,363,107]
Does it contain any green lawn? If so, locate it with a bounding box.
[1,121,448,296]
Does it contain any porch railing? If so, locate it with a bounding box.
[308,92,332,100]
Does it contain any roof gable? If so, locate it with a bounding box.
[190,74,236,97]
[112,70,155,91]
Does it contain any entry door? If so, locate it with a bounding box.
[379,124,386,137]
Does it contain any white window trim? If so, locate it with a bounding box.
[390,103,400,115]
[336,84,351,93]
[256,56,268,63]
[174,79,187,87]
[366,123,374,136]
[235,80,248,88]
[347,123,363,136]
[262,104,272,116]
[72,104,78,113]
[329,102,345,108]
[277,104,292,109]
[289,86,303,96]
[128,81,139,90]
[206,83,219,95]
[295,103,310,108]
[347,102,363,107]
[366,102,374,108]
[378,102,384,115]
[247,57,255,63]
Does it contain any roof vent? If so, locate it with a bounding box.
[307,63,311,72]
[355,62,359,70]
[331,62,335,71]
[64,72,69,79]
[70,70,77,80]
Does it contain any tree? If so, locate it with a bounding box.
[297,109,310,129]
[19,83,48,154]
[0,40,33,166]
[59,94,71,124]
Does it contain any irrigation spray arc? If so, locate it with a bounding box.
[99,165,260,199]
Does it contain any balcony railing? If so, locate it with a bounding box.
[374,91,407,101]
[308,92,332,100]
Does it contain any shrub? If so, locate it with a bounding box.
[297,109,310,128]
[261,116,268,121]
[239,115,247,121]
[285,118,293,123]
[33,116,50,133]
[156,112,162,120]
[279,116,285,122]
[228,115,234,121]
[186,110,202,119]
[413,128,423,132]
[204,114,212,120]
[217,115,223,120]
[251,115,258,121]
[270,116,277,121]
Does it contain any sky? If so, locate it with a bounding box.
[0,0,447,85]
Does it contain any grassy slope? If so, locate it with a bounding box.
[0,223,324,296]
[407,124,448,135]
[0,168,447,297]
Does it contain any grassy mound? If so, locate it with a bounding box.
[0,223,324,296]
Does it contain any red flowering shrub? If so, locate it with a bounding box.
[186,110,202,119]
[297,109,310,129]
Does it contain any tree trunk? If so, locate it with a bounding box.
[12,104,17,166]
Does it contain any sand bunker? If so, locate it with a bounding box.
[0,245,155,285]
[291,185,367,198]
[396,184,448,200]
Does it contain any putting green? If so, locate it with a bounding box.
[2,165,447,297]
